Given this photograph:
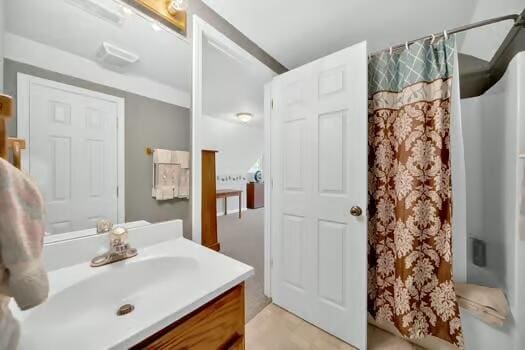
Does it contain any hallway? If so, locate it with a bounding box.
[217,208,270,321]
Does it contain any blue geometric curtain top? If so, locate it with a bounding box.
[369,37,455,95]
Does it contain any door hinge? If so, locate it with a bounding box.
[116,186,119,197]
[271,99,274,109]
[270,258,274,269]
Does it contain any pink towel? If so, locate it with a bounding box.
[0,158,49,349]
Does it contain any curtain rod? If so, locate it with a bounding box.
[371,13,523,56]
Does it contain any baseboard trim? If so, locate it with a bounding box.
[217,208,248,217]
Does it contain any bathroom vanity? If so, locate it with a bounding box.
[132,283,245,349]
[10,220,254,350]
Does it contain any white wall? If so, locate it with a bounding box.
[462,60,518,301]
[3,33,190,108]
[460,51,525,350]
[201,115,264,215]
[0,0,5,92]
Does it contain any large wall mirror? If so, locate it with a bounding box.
[4,0,192,242]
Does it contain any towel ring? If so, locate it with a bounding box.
[443,30,449,40]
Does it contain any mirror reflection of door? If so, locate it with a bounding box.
[18,74,123,235]
[5,0,192,238]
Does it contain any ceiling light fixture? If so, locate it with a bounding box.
[97,42,140,68]
[237,113,253,123]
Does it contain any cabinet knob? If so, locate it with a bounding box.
[350,206,363,217]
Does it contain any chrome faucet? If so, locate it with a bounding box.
[90,226,138,267]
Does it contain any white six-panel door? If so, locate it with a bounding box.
[270,42,368,349]
[18,74,123,235]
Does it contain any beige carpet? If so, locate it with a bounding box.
[217,208,271,321]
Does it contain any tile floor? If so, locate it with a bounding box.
[246,304,422,350]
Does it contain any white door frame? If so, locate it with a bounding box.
[17,73,126,224]
[192,15,276,296]
[263,83,273,297]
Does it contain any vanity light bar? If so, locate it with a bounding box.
[110,0,190,43]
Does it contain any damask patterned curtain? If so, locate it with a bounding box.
[368,37,463,348]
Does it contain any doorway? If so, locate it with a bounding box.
[192,17,276,321]
[192,17,368,348]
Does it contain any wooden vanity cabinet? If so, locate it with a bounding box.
[131,283,245,350]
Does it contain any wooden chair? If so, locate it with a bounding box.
[0,94,26,170]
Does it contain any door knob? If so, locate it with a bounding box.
[350,206,362,217]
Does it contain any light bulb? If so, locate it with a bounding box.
[168,0,188,13]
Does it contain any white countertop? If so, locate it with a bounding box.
[12,236,254,349]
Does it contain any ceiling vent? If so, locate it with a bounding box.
[66,0,125,26]
[97,42,140,68]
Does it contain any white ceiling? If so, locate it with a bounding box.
[202,36,275,128]
[201,0,518,69]
[6,0,192,92]
[6,0,522,113]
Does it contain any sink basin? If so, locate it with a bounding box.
[12,226,253,350]
[24,257,199,327]
[18,256,203,349]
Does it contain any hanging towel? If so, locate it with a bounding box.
[151,149,190,200]
[173,151,190,169]
[177,169,190,198]
[174,151,190,198]
[0,158,49,350]
[455,283,509,326]
[172,150,190,198]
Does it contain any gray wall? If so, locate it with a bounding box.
[3,59,192,236]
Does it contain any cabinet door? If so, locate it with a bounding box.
[132,283,245,350]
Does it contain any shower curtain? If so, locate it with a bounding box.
[368,37,463,348]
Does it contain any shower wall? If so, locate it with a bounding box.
[460,51,525,349]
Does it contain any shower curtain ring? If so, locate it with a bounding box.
[430,34,436,45]
[443,30,449,40]
[389,46,393,55]
[405,41,409,50]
